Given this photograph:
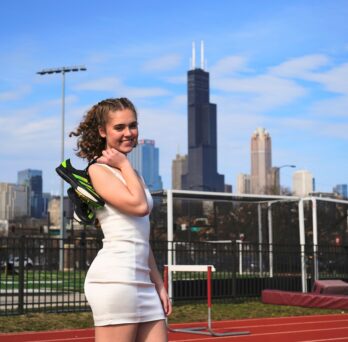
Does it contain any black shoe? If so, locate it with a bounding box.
[56,159,104,209]
[67,187,96,225]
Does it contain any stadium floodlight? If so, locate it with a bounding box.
[36,65,87,270]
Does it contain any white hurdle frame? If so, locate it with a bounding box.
[164,265,250,337]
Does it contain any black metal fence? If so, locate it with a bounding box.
[1,237,348,315]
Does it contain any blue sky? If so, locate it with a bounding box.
[0,0,347,194]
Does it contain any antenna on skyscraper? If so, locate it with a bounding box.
[201,40,205,70]
[191,41,196,70]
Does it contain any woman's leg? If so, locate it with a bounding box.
[135,319,167,342]
[95,324,138,342]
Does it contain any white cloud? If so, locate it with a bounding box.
[279,116,348,140]
[164,75,186,84]
[308,63,348,95]
[210,55,250,76]
[0,85,31,102]
[74,77,122,91]
[270,55,348,95]
[269,54,329,78]
[0,115,60,159]
[213,75,307,112]
[74,77,171,98]
[168,94,187,108]
[16,117,58,136]
[142,54,182,72]
[310,95,348,117]
[127,87,170,98]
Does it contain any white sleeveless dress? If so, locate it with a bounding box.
[84,164,165,326]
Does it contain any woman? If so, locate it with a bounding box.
[70,98,171,342]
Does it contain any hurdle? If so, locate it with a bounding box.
[164,265,250,337]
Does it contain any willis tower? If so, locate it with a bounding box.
[182,41,225,192]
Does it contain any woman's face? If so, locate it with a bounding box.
[98,109,138,154]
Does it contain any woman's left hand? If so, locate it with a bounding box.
[157,285,172,316]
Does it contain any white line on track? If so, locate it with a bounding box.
[301,338,348,342]
[170,318,348,332]
[170,326,348,342]
[169,314,348,327]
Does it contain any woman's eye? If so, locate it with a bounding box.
[113,122,138,131]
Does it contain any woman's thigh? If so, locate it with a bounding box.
[95,324,138,342]
[136,319,167,342]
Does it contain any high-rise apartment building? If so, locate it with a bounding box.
[17,169,43,218]
[270,167,280,194]
[182,42,225,191]
[128,139,163,192]
[292,170,313,197]
[236,173,251,194]
[48,196,73,228]
[42,192,52,218]
[250,128,272,194]
[0,183,29,220]
[172,154,188,190]
[333,184,348,199]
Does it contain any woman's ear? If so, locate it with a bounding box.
[98,126,106,138]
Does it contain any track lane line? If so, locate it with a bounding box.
[169,326,348,342]
[301,338,348,342]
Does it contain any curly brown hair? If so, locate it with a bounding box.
[69,98,138,161]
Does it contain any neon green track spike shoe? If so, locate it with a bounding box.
[67,187,96,225]
[56,159,105,208]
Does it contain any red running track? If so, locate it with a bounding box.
[1,314,348,341]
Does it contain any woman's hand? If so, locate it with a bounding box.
[97,148,128,169]
[156,284,172,316]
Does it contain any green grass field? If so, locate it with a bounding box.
[0,301,347,333]
[0,270,86,291]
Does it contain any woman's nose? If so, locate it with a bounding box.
[124,126,132,135]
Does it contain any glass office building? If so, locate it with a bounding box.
[17,169,44,218]
[128,139,163,192]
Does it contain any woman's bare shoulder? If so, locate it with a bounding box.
[88,163,114,179]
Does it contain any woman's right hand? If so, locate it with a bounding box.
[97,148,128,170]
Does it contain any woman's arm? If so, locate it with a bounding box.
[88,148,149,216]
[149,248,172,316]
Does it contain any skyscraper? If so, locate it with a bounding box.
[17,169,43,218]
[292,170,313,197]
[128,139,163,192]
[333,184,348,199]
[236,173,251,194]
[172,154,188,190]
[250,128,272,194]
[0,183,29,220]
[182,41,225,192]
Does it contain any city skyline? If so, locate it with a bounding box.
[1,1,348,194]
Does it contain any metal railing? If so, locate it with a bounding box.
[1,237,348,315]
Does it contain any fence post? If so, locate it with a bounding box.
[18,235,25,314]
[307,245,315,292]
[231,240,237,298]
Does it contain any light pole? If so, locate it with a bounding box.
[275,164,296,194]
[37,66,86,269]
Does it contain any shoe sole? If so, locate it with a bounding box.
[73,211,82,223]
[73,211,94,224]
[74,190,104,210]
[56,166,104,206]
[67,188,95,225]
